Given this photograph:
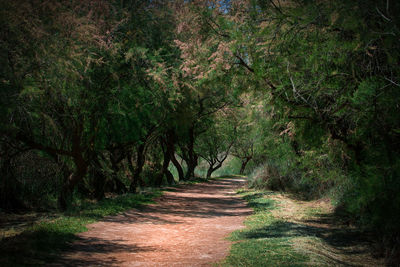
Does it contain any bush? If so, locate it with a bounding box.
[248,162,288,191]
[0,151,62,211]
[248,145,347,200]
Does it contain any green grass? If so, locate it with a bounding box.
[221,189,309,267]
[303,207,324,218]
[0,190,162,266]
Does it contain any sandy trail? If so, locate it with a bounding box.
[55,177,252,266]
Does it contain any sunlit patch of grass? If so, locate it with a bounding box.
[222,188,384,267]
[224,238,308,267]
[220,189,309,267]
[303,207,324,218]
[0,190,161,266]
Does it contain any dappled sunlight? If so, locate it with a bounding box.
[55,178,251,266]
[224,188,384,266]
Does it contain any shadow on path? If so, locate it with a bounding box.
[99,178,252,225]
[54,177,251,266]
[54,237,157,266]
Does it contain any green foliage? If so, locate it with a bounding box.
[190,0,400,261]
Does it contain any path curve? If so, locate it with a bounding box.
[56,177,252,266]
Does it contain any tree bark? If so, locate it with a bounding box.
[129,143,146,193]
[184,126,198,180]
[58,126,89,210]
[206,165,214,179]
[92,160,106,201]
[170,152,184,181]
[239,157,251,175]
[107,148,127,193]
[206,162,223,179]
[166,130,184,181]
[155,147,173,187]
[165,169,175,185]
[93,172,106,200]
[185,160,197,180]
[58,153,88,210]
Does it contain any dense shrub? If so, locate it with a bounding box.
[0,151,62,211]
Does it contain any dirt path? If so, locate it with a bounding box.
[55,177,251,266]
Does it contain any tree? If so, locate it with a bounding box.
[0,0,123,209]
[175,0,400,262]
[197,109,235,178]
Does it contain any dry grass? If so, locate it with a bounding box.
[267,193,385,266]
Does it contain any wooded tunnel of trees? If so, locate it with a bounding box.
[1,0,399,264]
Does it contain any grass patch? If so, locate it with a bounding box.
[0,190,161,266]
[303,207,324,218]
[222,188,384,266]
[220,189,309,267]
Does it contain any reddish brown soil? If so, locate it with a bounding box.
[55,177,251,266]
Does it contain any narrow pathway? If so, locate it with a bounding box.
[55,177,252,266]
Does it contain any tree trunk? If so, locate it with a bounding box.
[206,151,230,179]
[155,147,172,187]
[207,162,223,179]
[185,160,197,180]
[129,143,146,193]
[170,152,184,181]
[58,124,89,210]
[92,169,106,201]
[108,148,127,193]
[91,157,107,201]
[104,153,127,194]
[58,154,88,210]
[165,169,175,185]
[206,165,214,179]
[157,140,176,186]
[184,126,198,180]
[239,157,251,175]
[166,131,184,181]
